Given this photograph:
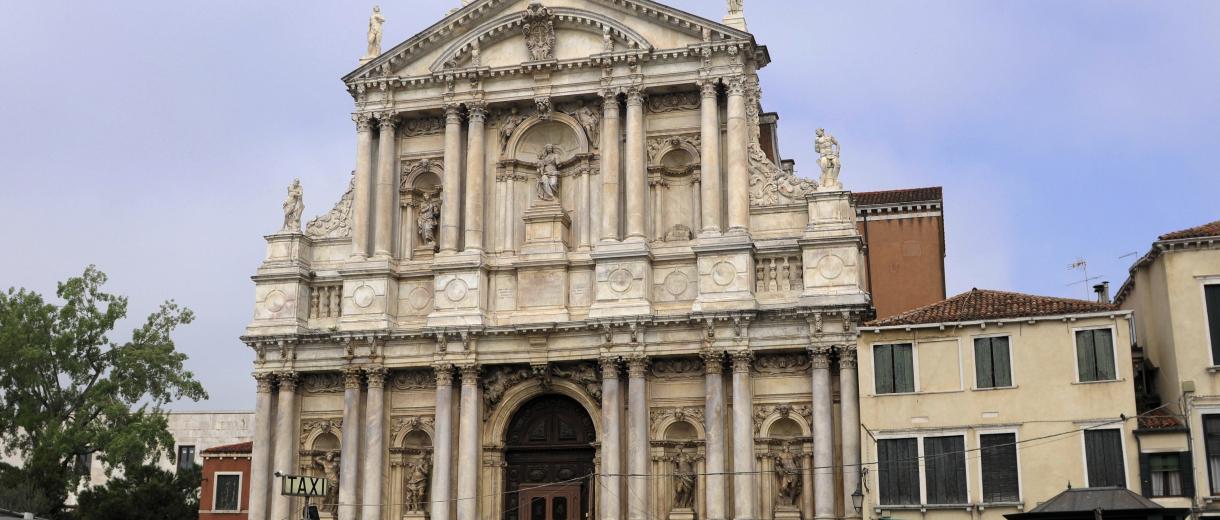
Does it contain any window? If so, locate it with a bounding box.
[974,337,1013,389]
[877,438,919,505]
[1084,429,1126,487]
[1204,415,1220,495]
[980,433,1020,503]
[214,473,241,511]
[874,343,915,394]
[177,445,196,472]
[1144,453,1188,497]
[924,435,968,504]
[1075,329,1117,382]
[1207,284,1220,364]
[74,452,92,477]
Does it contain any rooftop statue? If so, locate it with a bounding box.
[728,0,744,15]
[282,178,303,232]
[815,128,843,191]
[365,6,385,59]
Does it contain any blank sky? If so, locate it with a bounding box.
[1,1,1217,411]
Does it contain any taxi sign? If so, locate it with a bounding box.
[280,474,328,497]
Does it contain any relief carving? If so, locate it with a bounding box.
[753,352,811,375]
[650,406,705,430]
[752,404,812,434]
[549,362,603,403]
[305,173,355,239]
[400,116,446,137]
[300,418,343,447]
[300,373,344,394]
[483,365,534,416]
[650,357,704,378]
[647,91,700,113]
[522,3,556,61]
[390,369,434,391]
[647,134,701,165]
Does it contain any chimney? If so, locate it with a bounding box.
[1093,281,1111,304]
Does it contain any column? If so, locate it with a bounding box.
[440,104,464,253]
[432,365,456,520]
[809,347,835,520]
[839,348,861,519]
[626,356,649,520]
[579,170,593,250]
[248,373,274,520]
[270,372,298,520]
[457,365,481,520]
[373,116,398,258]
[730,351,757,520]
[338,367,363,520]
[600,90,621,241]
[363,366,388,520]
[701,350,727,520]
[699,80,722,234]
[464,103,487,252]
[624,87,647,240]
[801,452,815,519]
[599,358,623,520]
[352,114,375,259]
[725,77,750,232]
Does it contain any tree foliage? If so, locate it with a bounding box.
[0,266,207,516]
[75,464,201,520]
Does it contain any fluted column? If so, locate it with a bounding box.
[600,90,621,241]
[626,356,650,520]
[701,350,727,520]
[270,372,298,520]
[600,358,623,520]
[362,366,388,520]
[464,103,487,252]
[457,365,481,520]
[730,351,757,520]
[699,80,722,235]
[248,373,274,520]
[810,347,835,520]
[725,77,749,232]
[352,114,375,259]
[338,367,363,520]
[441,104,464,253]
[373,116,398,258]
[624,87,647,240]
[432,364,456,520]
[839,348,861,519]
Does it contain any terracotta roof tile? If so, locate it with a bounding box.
[853,187,942,207]
[1137,410,1184,430]
[868,288,1118,327]
[1158,219,1220,241]
[202,441,253,454]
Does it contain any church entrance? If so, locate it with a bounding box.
[502,394,596,520]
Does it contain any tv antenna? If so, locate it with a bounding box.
[1066,258,1102,300]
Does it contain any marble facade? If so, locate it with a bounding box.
[243,2,870,520]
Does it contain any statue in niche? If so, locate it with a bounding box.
[572,103,601,148]
[536,144,562,202]
[417,192,440,246]
[365,6,386,59]
[314,451,342,513]
[671,448,698,510]
[500,107,525,153]
[815,128,842,191]
[282,178,304,232]
[771,442,802,507]
[403,456,431,512]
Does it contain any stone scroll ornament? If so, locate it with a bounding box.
[522,3,556,61]
[306,173,355,239]
[282,179,304,232]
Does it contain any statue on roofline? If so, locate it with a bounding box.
[366,6,386,59]
[815,128,842,191]
[282,178,304,232]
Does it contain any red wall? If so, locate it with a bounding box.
[859,213,947,320]
[199,456,251,520]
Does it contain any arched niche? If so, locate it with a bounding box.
[647,136,702,241]
[400,158,444,258]
[758,412,812,439]
[484,379,602,444]
[664,421,699,441]
[312,431,340,451]
[507,114,590,160]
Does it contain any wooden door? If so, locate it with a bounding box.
[519,485,581,520]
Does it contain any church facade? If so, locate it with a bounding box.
[243,2,873,520]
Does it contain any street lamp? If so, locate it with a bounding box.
[852,467,869,513]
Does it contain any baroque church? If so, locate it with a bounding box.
[242,2,937,520]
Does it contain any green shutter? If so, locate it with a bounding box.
[1077,330,1098,382]
[925,436,968,504]
[975,338,995,388]
[981,433,1019,503]
[875,345,894,394]
[1207,285,1220,363]
[1093,329,1116,380]
[894,344,915,393]
[992,337,1013,387]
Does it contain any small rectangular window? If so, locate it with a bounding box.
[177,445,196,473]
[924,436,967,505]
[1076,329,1117,382]
[1204,415,1220,495]
[74,452,92,477]
[1084,429,1126,487]
[1149,454,1184,497]
[214,473,241,511]
[1206,284,1220,364]
[974,337,1013,389]
[874,344,915,394]
[980,433,1020,503]
[877,438,920,505]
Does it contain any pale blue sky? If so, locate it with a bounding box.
[1,1,1217,410]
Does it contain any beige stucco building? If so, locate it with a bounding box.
[241,2,883,520]
[1118,219,1220,516]
[857,289,1139,520]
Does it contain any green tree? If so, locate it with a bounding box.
[0,266,207,517]
[75,463,201,520]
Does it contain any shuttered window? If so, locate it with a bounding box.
[1075,329,1117,382]
[874,344,915,394]
[1084,429,1126,487]
[214,473,241,511]
[878,438,920,505]
[980,433,1020,503]
[1204,415,1220,494]
[1207,284,1220,364]
[924,436,967,504]
[974,337,1013,389]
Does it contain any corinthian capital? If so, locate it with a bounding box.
[626,355,649,378]
[808,346,834,370]
[599,356,621,379]
[730,350,753,373]
[699,80,719,98]
[838,346,858,369]
[726,76,746,96]
[467,102,488,123]
[365,366,388,389]
[433,363,455,386]
[341,366,363,390]
[254,372,276,394]
[353,112,374,132]
[444,103,463,123]
[459,364,480,385]
[625,86,646,106]
[276,371,298,392]
[700,349,725,375]
[377,114,398,131]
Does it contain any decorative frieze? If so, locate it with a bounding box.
[753,352,810,375]
[391,369,434,390]
[301,373,344,394]
[651,357,703,379]
[647,91,700,113]
[399,116,446,137]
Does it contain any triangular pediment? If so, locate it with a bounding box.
[344,0,754,82]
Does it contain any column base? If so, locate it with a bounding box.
[402,511,426,520]
[668,508,697,520]
[774,506,802,520]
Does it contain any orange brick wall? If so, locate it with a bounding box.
[858,213,946,320]
[200,456,251,520]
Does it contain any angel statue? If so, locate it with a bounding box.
[536,144,562,202]
[282,178,304,232]
[404,457,431,512]
[815,128,842,191]
[365,6,386,59]
[500,107,526,153]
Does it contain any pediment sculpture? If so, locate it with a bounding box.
[522,3,556,61]
[749,143,816,206]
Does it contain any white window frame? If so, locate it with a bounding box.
[873,429,972,507]
[211,471,243,512]
[870,341,920,395]
[975,427,1022,504]
[1195,406,1220,498]
[1071,325,1121,383]
[1200,276,1220,367]
[176,444,196,472]
[1079,423,1129,488]
[971,333,1016,390]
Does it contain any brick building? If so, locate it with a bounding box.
[200,442,252,519]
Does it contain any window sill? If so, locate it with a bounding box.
[972,385,1019,392]
[875,504,973,512]
[1072,378,1125,385]
[1205,366,1220,373]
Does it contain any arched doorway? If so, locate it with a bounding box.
[502,394,596,520]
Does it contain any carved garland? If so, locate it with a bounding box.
[646,91,700,113]
[650,357,704,379]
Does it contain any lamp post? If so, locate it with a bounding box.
[852,467,869,513]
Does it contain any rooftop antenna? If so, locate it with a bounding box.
[1067,258,1102,300]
